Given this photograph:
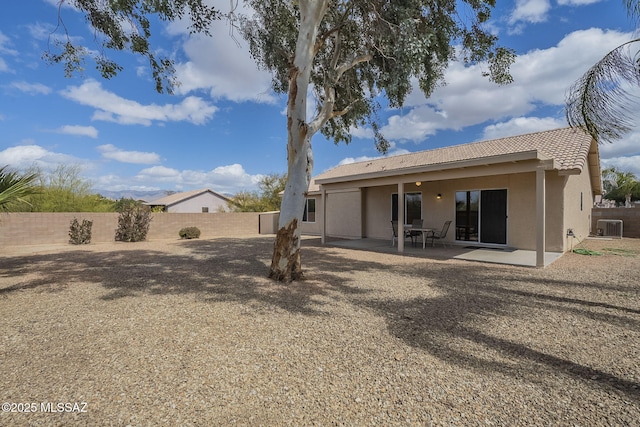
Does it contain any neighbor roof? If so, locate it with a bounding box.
[147,188,230,207]
[313,127,600,191]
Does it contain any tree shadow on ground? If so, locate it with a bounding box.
[357,261,640,401]
[1,237,638,401]
[0,237,376,316]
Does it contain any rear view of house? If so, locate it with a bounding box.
[302,128,601,266]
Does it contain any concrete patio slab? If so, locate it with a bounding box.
[453,248,563,267]
[320,237,563,267]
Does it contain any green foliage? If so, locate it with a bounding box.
[114,198,143,212]
[46,0,220,94]
[115,204,152,242]
[25,164,116,212]
[242,0,515,150]
[601,166,640,205]
[69,218,93,245]
[0,165,39,212]
[179,226,201,239]
[228,173,287,212]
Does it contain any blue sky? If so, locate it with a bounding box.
[1,0,639,196]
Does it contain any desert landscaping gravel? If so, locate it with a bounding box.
[0,236,638,426]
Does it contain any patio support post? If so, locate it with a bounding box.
[536,166,546,267]
[398,182,405,253]
[321,187,327,244]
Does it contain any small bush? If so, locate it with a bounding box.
[115,204,152,242]
[69,218,93,245]
[179,226,201,239]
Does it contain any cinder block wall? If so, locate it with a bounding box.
[591,207,640,238]
[0,212,272,246]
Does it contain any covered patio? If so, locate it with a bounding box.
[320,237,564,268]
[303,128,601,268]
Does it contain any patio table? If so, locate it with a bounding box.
[404,225,435,248]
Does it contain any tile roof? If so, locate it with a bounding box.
[313,127,597,186]
[147,188,230,206]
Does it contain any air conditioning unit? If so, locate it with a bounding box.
[596,220,623,238]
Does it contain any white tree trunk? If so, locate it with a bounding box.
[269,0,329,282]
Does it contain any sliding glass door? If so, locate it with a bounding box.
[456,191,479,242]
[455,189,507,244]
[392,192,422,225]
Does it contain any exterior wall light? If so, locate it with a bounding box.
[436,193,442,199]
[415,181,421,186]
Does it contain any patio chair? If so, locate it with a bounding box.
[427,220,452,247]
[408,218,423,247]
[391,220,421,247]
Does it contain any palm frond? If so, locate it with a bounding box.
[624,0,640,22]
[565,38,640,143]
[0,166,40,212]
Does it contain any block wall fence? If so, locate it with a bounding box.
[591,207,640,238]
[0,212,281,247]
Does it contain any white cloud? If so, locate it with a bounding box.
[167,1,276,103]
[349,125,374,139]
[134,163,262,194]
[557,0,602,5]
[601,155,640,178]
[509,0,551,27]
[43,0,74,7]
[0,31,16,72]
[380,28,633,142]
[0,31,17,56]
[54,125,98,138]
[481,117,566,140]
[0,144,83,170]
[599,130,640,159]
[97,144,161,164]
[60,79,218,126]
[10,81,52,95]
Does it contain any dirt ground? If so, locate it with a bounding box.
[1,236,639,426]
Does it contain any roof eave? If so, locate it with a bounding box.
[316,150,553,185]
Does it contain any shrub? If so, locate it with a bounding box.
[179,226,201,239]
[115,204,152,242]
[69,218,93,245]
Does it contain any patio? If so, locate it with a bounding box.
[321,237,564,267]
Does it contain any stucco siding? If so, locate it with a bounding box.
[326,171,584,251]
[167,192,228,213]
[562,163,595,246]
[326,190,362,238]
[364,185,394,239]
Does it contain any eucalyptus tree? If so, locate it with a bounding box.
[565,1,640,143]
[47,0,514,282]
[241,1,514,281]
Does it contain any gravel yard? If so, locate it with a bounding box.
[1,236,639,426]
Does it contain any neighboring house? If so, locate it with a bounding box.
[301,127,601,266]
[146,189,231,213]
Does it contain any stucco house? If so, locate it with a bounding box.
[146,188,231,213]
[301,127,602,266]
